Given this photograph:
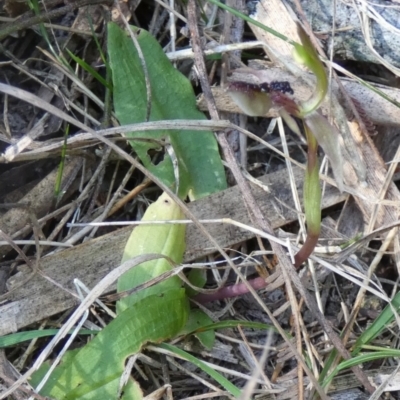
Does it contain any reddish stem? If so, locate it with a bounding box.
[293,233,319,269]
[193,277,268,304]
[193,231,320,303]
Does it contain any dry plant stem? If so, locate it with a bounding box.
[284,257,304,400]
[0,229,33,270]
[90,165,139,237]
[8,118,391,205]
[238,328,274,399]
[187,2,329,399]
[107,179,152,217]
[0,156,87,259]
[85,148,111,219]
[46,185,97,245]
[237,326,273,389]
[166,357,226,396]
[188,1,376,395]
[0,372,47,400]
[0,0,112,42]
[88,162,137,239]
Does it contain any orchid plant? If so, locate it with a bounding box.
[228,23,343,269]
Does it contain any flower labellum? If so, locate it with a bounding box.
[227,81,272,117]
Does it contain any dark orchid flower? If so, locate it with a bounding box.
[227,23,343,268]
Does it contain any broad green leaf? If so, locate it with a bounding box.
[108,23,227,199]
[185,267,207,297]
[31,350,142,400]
[32,289,189,400]
[117,192,186,313]
[181,309,215,350]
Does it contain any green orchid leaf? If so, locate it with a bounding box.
[185,267,207,297]
[108,23,226,199]
[32,193,189,399]
[32,289,189,400]
[117,192,186,313]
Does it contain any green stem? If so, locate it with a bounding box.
[294,122,321,268]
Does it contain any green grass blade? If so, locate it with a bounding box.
[87,11,109,71]
[158,342,241,397]
[28,0,57,57]
[351,291,400,355]
[66,49,111,89]
[0,329,97,348]
[319,292,400,387]
[323,350,400,388]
